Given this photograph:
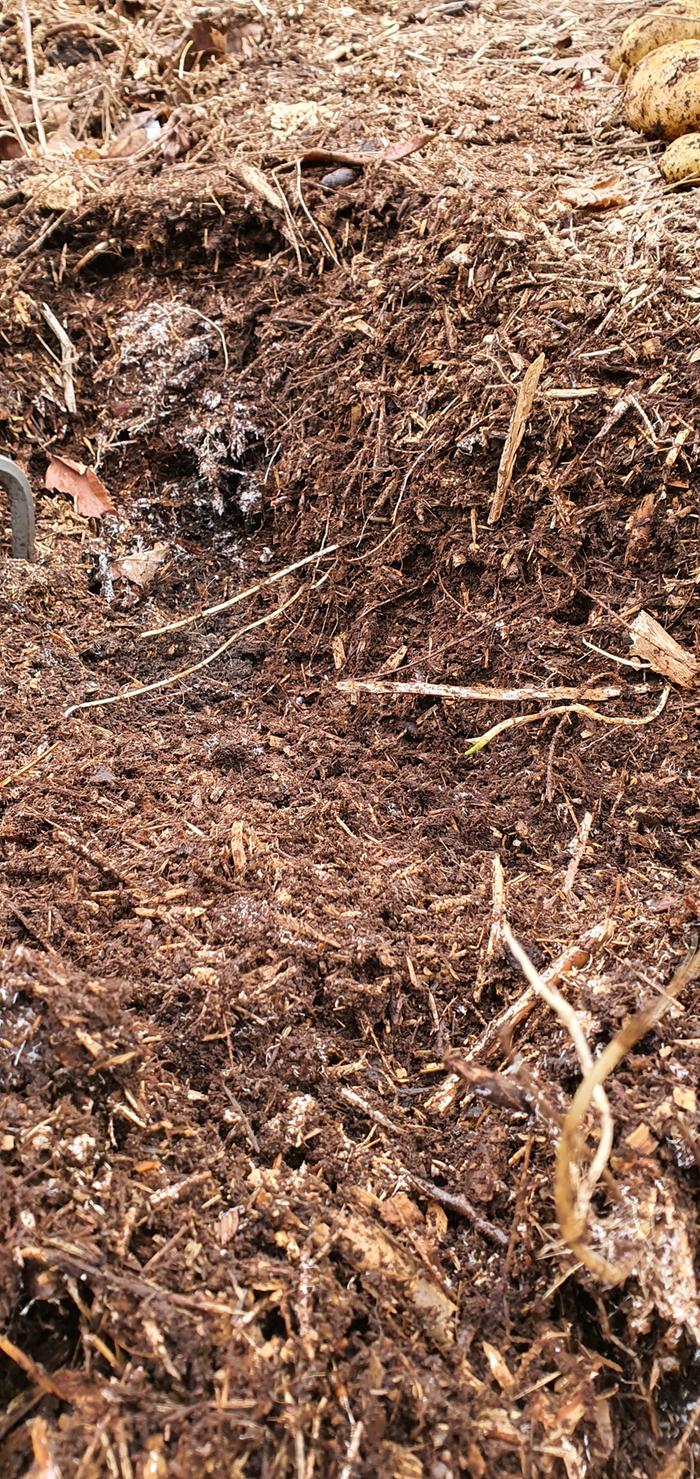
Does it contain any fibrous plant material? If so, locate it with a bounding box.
[464,686,670,757]
[65,583,309,716]
[502,921,613,1210]
[427,920,616,1116]
[337,677,621,703]
[140,543,338,638]
[555,945,700,1284]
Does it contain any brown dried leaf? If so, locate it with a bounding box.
[181,20,227,64]
[301,134,433,169]
[115,542,168,588]
[45,121,100,160]
[629,610,698,688]
[45,454,116,519]
[0,133,23,160]
[542,48,608,75]
[559,174,627,210]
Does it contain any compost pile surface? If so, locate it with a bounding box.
[1,0,700,1474]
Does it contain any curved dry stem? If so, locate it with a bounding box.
[555,943,700,1286]
[464,685,670,756]
[65,583,306,717]
[140,542,337,639]
[503,922,613,1210]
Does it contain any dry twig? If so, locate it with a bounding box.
[465,686,670,756]
[338,678,620,703]
[503,921,613,1210]
[41,304,77,414]
[563,810,594,896]
[427,917,614,1116]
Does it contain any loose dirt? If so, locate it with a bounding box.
[1,0,699,1474]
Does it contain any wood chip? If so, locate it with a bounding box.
[673,1085,696,1113]
[629,611,698,689]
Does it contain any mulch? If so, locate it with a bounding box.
[1,0,699,1474]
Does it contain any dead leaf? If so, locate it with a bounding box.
[301,134,433,169]
[45,121,99,160]
[629,610,697,688]
[382,133,434,162]
[542,49,607,76]
[45,454,116,519]
[380,644,408,674]
[179,20,227,65]
[107,113,161,158]
[115,542,168,588]
[21,172,81,212]
[559,175,627,210]
[0,133,24,160]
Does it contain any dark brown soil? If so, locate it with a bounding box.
[1,0,699,1474]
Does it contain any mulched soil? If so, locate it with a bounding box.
[1,0,699,1474]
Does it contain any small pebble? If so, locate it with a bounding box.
[320,167,357,190]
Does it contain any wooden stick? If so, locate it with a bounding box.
[503,921,613,1204]
[41,304,77,414]
[338,678,620,704]
[0,61,31,156]
[563,810,593,896]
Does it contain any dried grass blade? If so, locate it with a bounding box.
[488,352,545,525]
